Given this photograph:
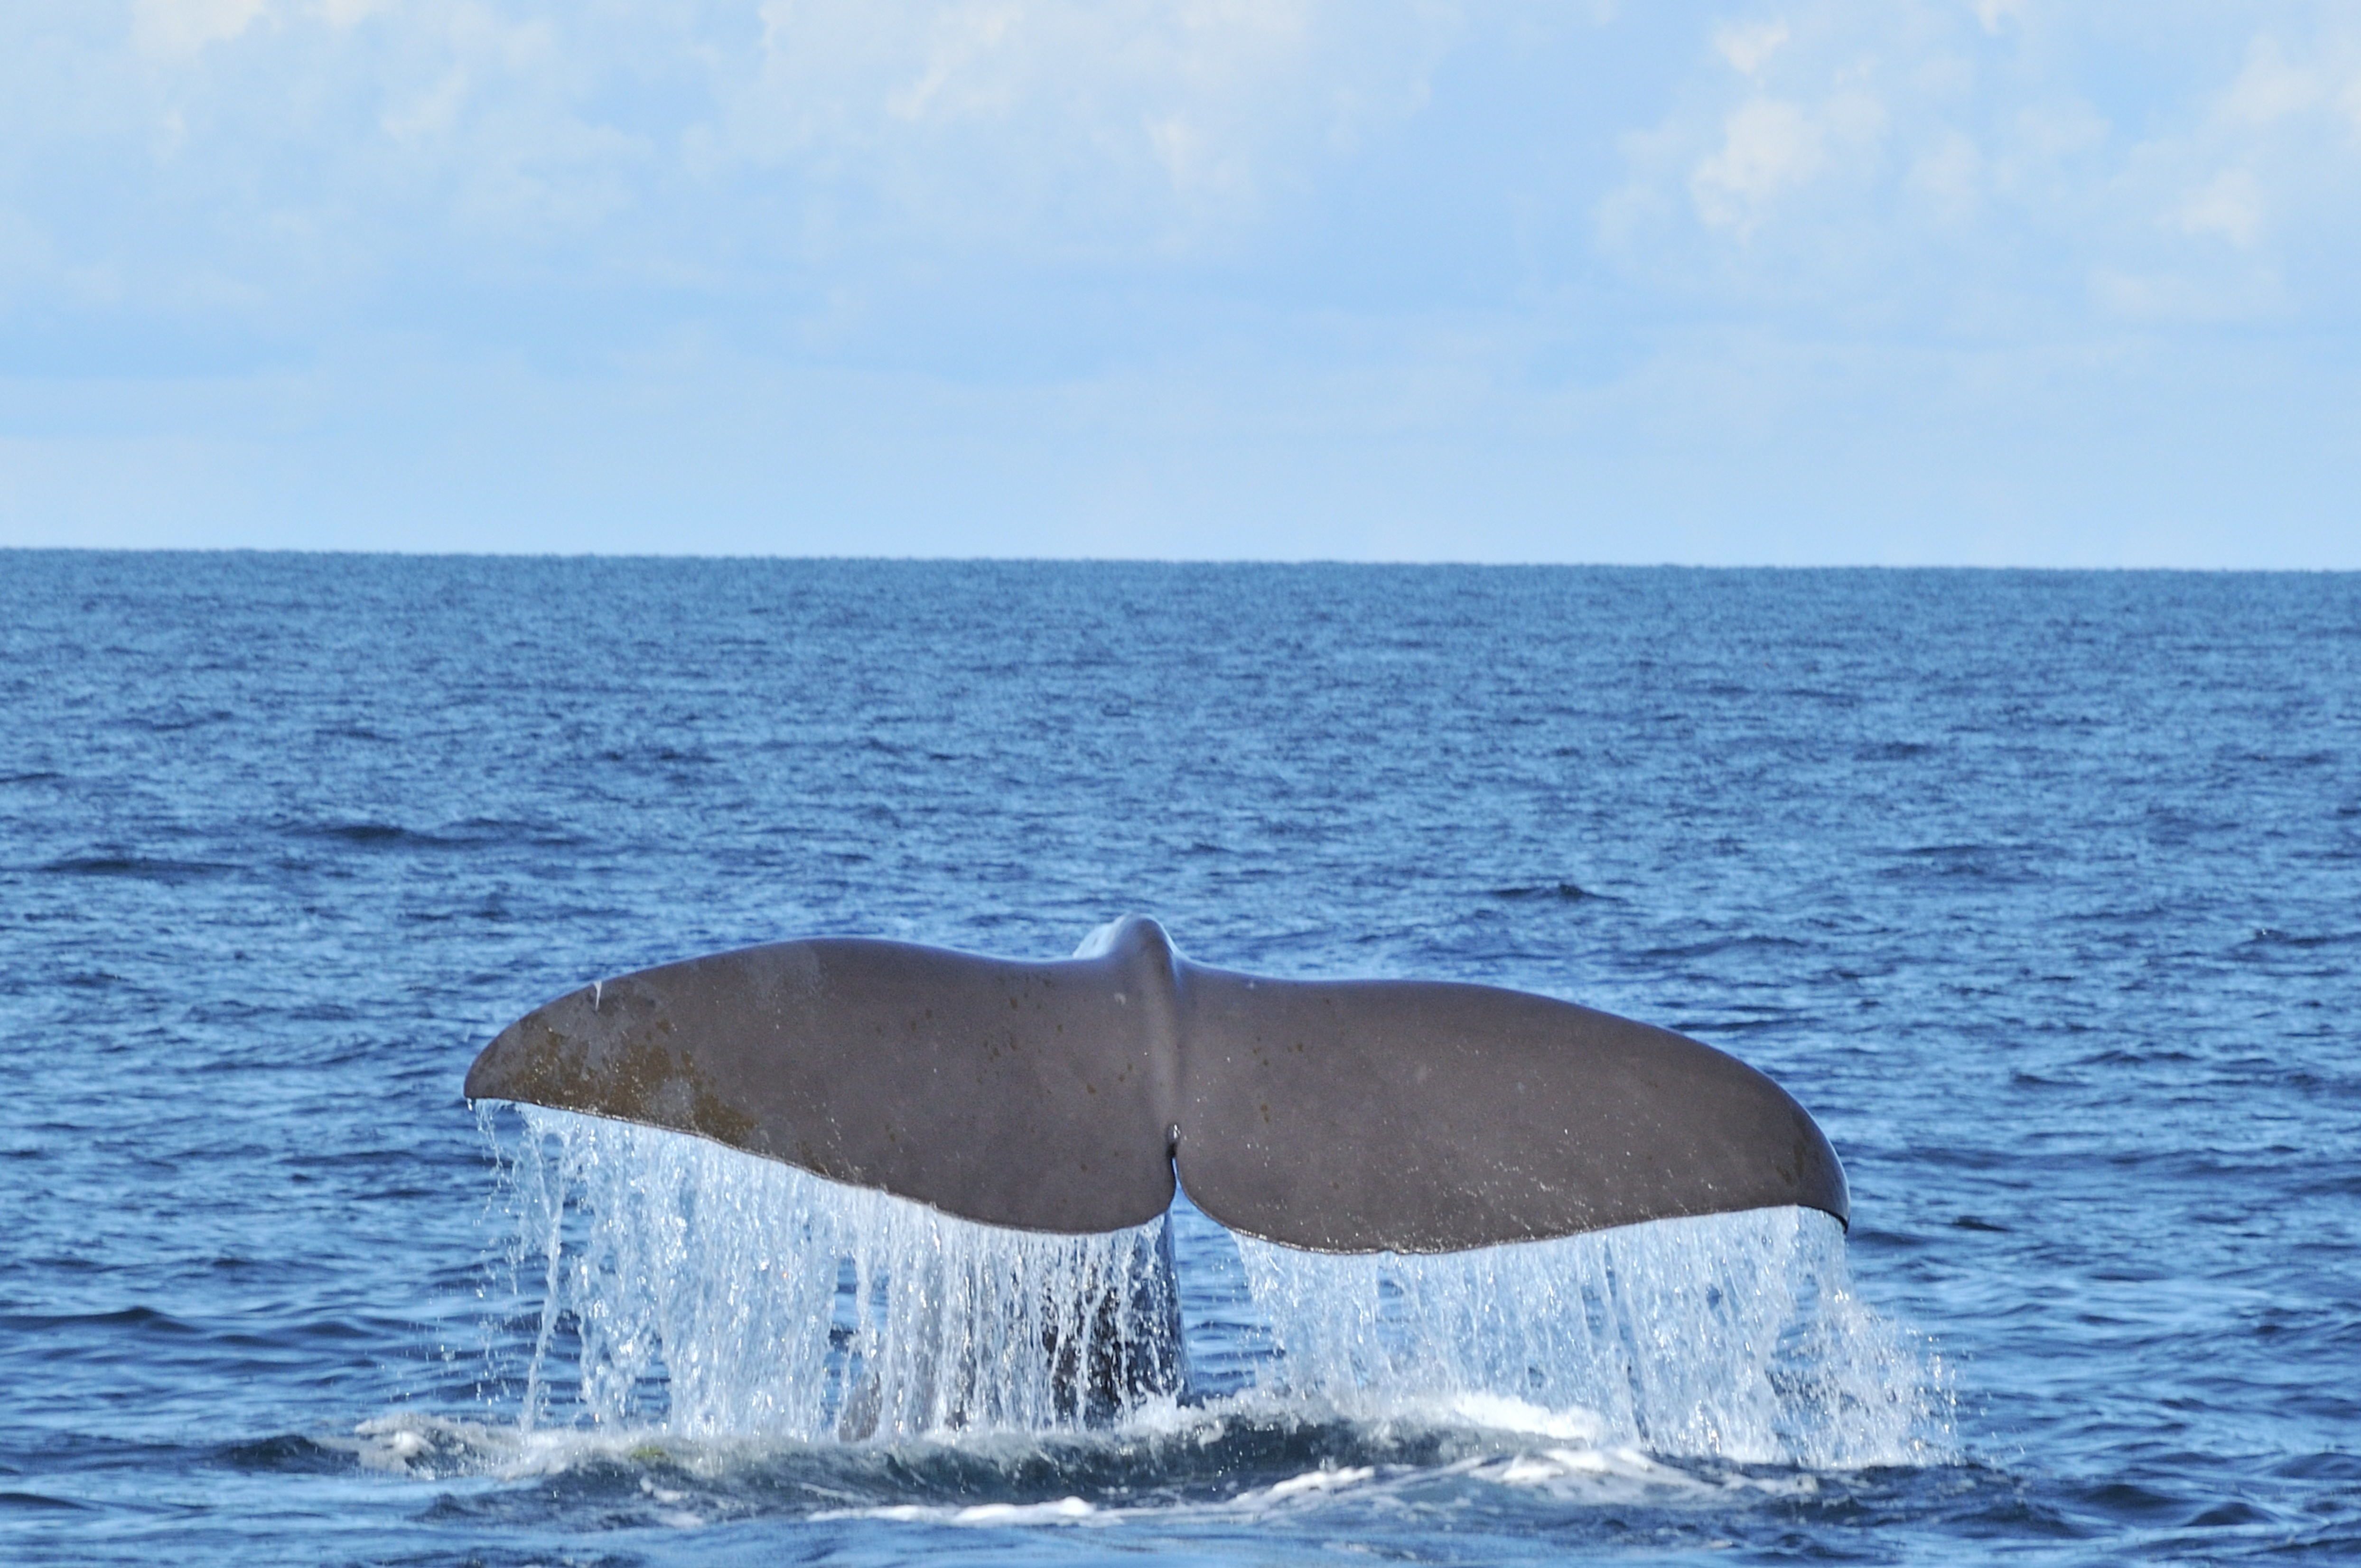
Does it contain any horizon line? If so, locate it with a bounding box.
[6,546,2354,575]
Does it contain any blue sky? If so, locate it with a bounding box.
[4,0,2357,563]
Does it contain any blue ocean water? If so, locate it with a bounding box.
[2,552,2356,1565]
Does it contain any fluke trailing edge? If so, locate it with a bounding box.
[464,915,1848,1253]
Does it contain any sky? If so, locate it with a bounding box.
[4,0,2358,565]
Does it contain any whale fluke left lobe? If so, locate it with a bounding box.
[466,933,1178,1235]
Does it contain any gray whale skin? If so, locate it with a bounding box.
[464,915,1848,1255]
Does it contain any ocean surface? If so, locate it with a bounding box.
[2,553,2356,1566]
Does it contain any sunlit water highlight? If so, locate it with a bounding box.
[486,1106,1946,1480]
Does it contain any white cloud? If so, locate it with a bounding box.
[1714,19,1790,76]
[83,0,1460,289]
[2088,265,2268,324]
[1684,84,1887,240]
[15,0,2359,342]
[2174,168,2263,247]
[1596,2,2361,334]
[1973,0,2029,35]
[2009,98,2109,160]
[1691,99,1822,233]
[1907,129,1982,225]
[883,3,1028,123]
[721,0,1436,253]
[379,64,467,143]
[131,0,269,56]
[316,0,395,25]
[2220,37,2319,125]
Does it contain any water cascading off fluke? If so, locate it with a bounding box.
[495,1109,1189,1439]
[488,1108,1937,1462]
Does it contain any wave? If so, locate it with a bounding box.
[36,853,236,882]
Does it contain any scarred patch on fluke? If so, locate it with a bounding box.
[465,915,1849,1252]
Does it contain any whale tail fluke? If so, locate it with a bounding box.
[464,915,1847,1253]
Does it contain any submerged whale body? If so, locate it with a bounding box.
[465,915,1848,1248]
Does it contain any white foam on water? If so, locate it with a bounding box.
[950,1496,1098,1525]
[1251,1465,1377,1503]
[1232,1205,1947,1469]
[484,1108,1948,1470]
[1437,1391,1607,1442]
[811,1495,1104,1526]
